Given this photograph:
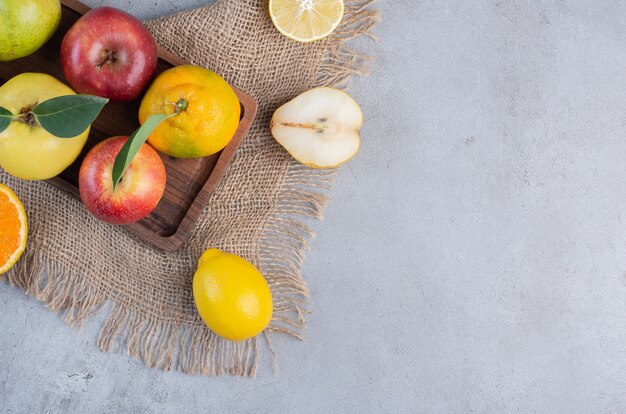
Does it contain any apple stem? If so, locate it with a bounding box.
[96,50,117,69]
[23,113,38,127]
[14,111,38,128]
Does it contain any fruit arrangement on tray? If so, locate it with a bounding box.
[0,0,364,342]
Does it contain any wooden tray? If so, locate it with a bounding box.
[0,0,257,251]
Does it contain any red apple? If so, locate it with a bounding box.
[79,136,166,225]
[60,6,157,102]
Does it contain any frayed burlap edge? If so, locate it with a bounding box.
[259,0,380,350]
[5,0,379,376]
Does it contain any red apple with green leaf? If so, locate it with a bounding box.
[60,6,157,102]
[79,136,166,225]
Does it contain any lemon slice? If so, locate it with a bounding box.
[269,0,344,43]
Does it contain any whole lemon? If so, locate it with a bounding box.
[0,0,61,61]
[0,73,89,180]
[139,65,240,158]
[193,249,273,341]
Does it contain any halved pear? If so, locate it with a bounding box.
[270,87,363,169]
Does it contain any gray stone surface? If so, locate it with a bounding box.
[3,0,626,412]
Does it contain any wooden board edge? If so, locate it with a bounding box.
[61,0,91,14]
[129,89,258,251]
[54,0,259,252]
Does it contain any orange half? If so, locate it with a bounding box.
[0,184,28,275]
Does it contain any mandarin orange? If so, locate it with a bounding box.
[139,65,240,158]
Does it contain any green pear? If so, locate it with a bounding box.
[0,0,61,61]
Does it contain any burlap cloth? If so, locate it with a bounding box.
[3,0,377,376]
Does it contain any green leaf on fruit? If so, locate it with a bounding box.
[32,95,108,138]
[112,113,173,190]
[0,106,13,134]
